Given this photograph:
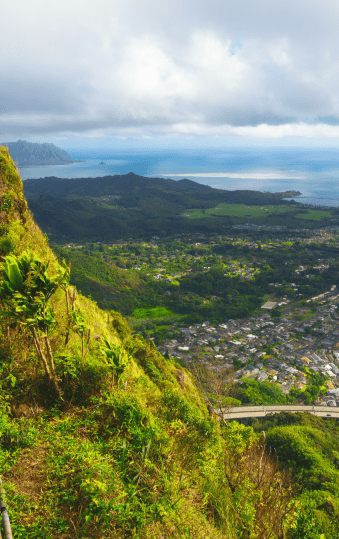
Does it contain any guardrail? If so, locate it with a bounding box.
[215,404,339,420]
[0,480,13,539]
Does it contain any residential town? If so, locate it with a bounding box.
[158,286,339,406]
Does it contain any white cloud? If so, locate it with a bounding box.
[2,0,339,142]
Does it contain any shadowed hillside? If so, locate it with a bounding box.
[23,172,305,241]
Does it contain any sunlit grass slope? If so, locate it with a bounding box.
[0,146,227,539]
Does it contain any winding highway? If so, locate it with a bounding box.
[217,405,339,420]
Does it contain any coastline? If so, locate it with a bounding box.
[18,147,339,208]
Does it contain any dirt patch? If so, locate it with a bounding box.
[5,445,47,501]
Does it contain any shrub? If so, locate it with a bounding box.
[95,393,165,454]
[110,310,131,340]
[162,389,216,442]
[56,354,108,406]
[0,194,13,212]
[266,426,339,490]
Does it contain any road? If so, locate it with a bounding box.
[217,405,339,420]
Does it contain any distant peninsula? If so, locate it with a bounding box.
[1,140,78,166]
[22,172,318,242]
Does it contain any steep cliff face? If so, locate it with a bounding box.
[0,145,27,222]
[2,140,76,166]
[0,146,54,261]
[0,148,229,539]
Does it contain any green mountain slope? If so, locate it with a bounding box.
[53,245,158,314]
[0,146,338,538]
[23,173,310,241]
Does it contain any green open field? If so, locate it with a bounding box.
[183,203,334,222]
[183,203,295,219]
[132,306,174,319]
[295,209,333,221]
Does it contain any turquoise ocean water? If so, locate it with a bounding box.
[19,148,339,207]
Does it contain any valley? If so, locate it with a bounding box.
[53,226,339,407]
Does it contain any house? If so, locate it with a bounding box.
[261,301,278,310]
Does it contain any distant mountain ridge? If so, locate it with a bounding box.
[1,139,77,166]
[22,171,302,241]
[23,171,295,201]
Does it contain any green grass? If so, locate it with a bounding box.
[295,209,333,221]
[132,306,174,319]
[183,203,295,219]
[293,309,315,321]
[0,146,23,188]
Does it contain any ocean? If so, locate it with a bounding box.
[19,147,339,207]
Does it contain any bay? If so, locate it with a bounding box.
[19,147,339,207]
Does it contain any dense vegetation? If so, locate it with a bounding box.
[1,146,339,537]
[52,232,339,342]
[23,172,339,241]
[253,412,339,537]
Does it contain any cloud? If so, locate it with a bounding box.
[2,0,339,141]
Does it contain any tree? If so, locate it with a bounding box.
[288,500,324,539]
[270,306,282,318]
[69,305,89,358]
[100,339,129,386]
[223,422,295,539]
[191,363,236,419]
[0,250,70,395]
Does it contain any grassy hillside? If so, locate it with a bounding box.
[52,246,155,314]
[0,146,337,538]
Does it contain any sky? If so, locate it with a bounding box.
[2,0,339,149]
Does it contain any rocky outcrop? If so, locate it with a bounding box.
[1,140,77,166]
